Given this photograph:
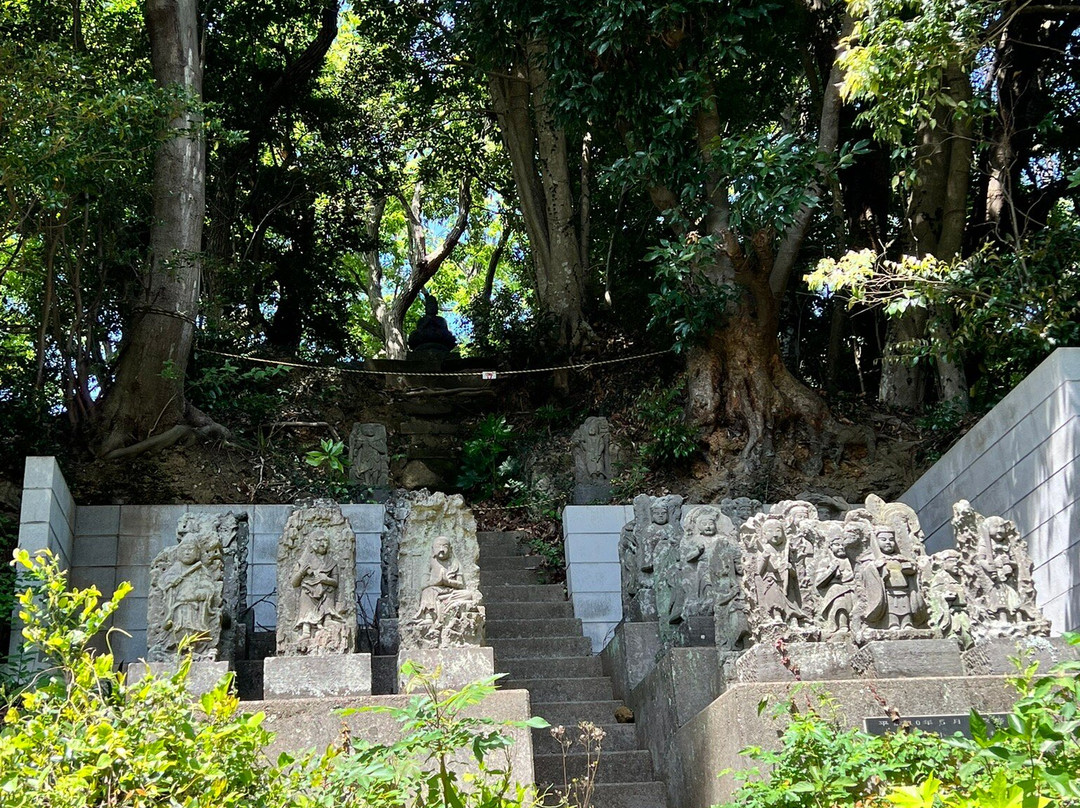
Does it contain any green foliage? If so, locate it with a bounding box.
[464,285,549,363]
[0,549,283,807]
[305,438,350,498]
[189,359,291,428]
[457,415,517,499]
[717,638,1080,808]
[319,661,548,808]
[632,381,698,467]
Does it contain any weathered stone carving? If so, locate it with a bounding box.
[813,519,863,638]
[742,513,809,638]
[376,490,419,654]
[706,511,749,654]
[618,494,683,622]
[147,511,248,663]
[349,423,389,487]
[398,493,484,649]
[858,523,928,636]
[571,416,622,504]
[657,505,725,648]
[619,495,650,619]
[719,497,762,527]
[277,502,357,656]
[148,533,223,662]
[926,549,972,647]
[952,500,1050,639]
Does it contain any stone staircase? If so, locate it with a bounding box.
[479,530,669,808]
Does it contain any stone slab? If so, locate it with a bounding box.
[339,504,387,535]
[397,647,495,691]
[572,483,612,506]
[735,641,860,683]
[564,534,619,564]
[72,534,119,568]
[961,636,1080,676]
[857,639,965,679]
[255,689,534,785]
[629,646,722,776]
[600,621,661,701]
[563,505,632,534]
[126,660,231,697]
[569,591,622,623]
[263,653,372,699]
[668,676,1020,808]
[566,562,620,596]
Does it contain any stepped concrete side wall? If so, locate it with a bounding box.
[13,457,384,663]
[902,348,1080,633]
[562,505,631,652]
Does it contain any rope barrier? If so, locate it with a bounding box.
[196,347,673,378]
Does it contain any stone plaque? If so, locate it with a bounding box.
[864,713,1008,738]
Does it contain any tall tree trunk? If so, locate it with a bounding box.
[97,0,205,455]
[489,41,591,352]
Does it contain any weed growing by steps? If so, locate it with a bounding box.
[550,721,606,808]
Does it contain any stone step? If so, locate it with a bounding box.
[531,700,627,727]
[534,749,656,785]
[501,654,602,680]
[540,781,669,808]
[485,601,576,620]
[478,530,529,542]
[481,555,542,571]
[480,568,541,586]
[531,723,640,754]
[482,584,566,603]
[486,618,583,639]
[504,676,613,703]
[491,636,593,659]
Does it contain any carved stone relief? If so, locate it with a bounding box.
[349,423,390,487]
[398,493,484,649]
[276,502,357,656]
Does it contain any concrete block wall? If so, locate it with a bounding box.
[562,505,632,652]
[902,348,1080,634]
[18,457,75,566]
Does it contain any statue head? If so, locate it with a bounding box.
[650,501,669,526]
[762,516,785,548]
[875,526,898,555]
[311,530,330,556]
[984,517,1013,552]
[829,534,847,558]
[697,511,718,537]
[424,294,439,317]
[433,536,453,561]
[936,549,962,577]
[842,518,870,552]
[177,539,201,565]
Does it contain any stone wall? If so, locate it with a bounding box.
[902,348,1080,633]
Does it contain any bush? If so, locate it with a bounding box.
[632,380,698,467]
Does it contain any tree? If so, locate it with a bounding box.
[95,0,211,457]
[532,0,854,468]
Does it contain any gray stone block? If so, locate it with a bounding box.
[565,534,620,564]
[69,565,117,597]
[397,647,494,691]
[356,562,381,597]
[252,505,292,535]
[110,629,148,663]
[75,505,121,537]
[18,522,52,554]
[118,504,188,538]
[356,531,382,564]
[566,561,620,595]
[256,690,534,784]
[112,595,149,633]
[117,534,152,567]
[249,564,277,598]
[563,505,631,534]
[19,487,60,526]
[571,483,612,505]
[22,456,64,491]
[961,636,1080,676]
[600,621,661,700]
[857,639,965,679]
[72,534,119,568]
[127,660,231,697]
[583,621,618,653]
[252,600,277,631]
[570,591,622,622]
[340,504,386,534]
[735,641,860,683]
[251,533,278,564]
[263,653,372,699]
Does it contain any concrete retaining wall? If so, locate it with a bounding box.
[902,348,1080,633]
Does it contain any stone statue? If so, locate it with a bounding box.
[397,493,484,649]
[619,495,651,620]
[404,536,484,648]
[774,500,820,620]
[711,532,749,654]
[571,417,622,504]
[633,495,683,622]
[277,502,357,656]
[858,524,927,633]
[952,500,1050,639]
[719,497,762,527]
[926,549,972,647]
[407,293,457,355]
[744,513,807,636]
[148,534,223,662]
[813,520,863,638]
[349,423,389,487]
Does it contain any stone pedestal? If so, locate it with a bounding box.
[961,635,1080,676]
[572,483,612,506]
[397,646,495,692]
[263,653,372,699]
[734,641,859,683]
[600,621,661,701]
[126,660,231,697]
[854,639,965,679]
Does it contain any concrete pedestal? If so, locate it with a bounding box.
[600,621,660,701]
[397,646,495,692]
[263,653,372,699]
[126,660,230,697]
